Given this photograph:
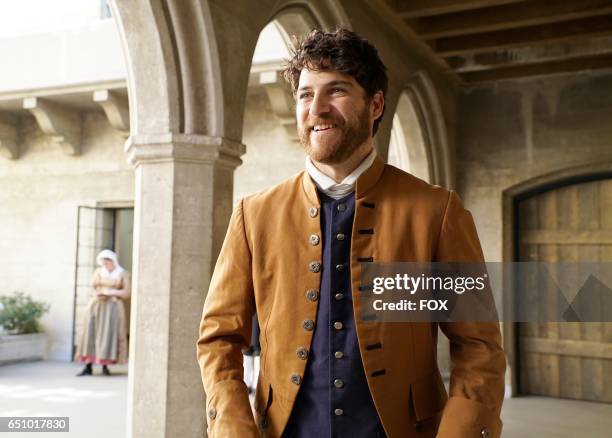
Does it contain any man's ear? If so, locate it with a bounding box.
[370,91,385,120]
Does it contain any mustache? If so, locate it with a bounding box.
[304,117,344,129]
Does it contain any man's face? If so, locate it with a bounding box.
[296,69,379,164]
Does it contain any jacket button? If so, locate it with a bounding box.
[333,378,344,388]
[336,233,345,241]
[290,373,302,385]
[335,292,344,300]
[306,289,319,301]
[207,407,217,420]
[333,321,343,330]
[334,351,344,359]
[334,408,344,416]
[337,204,346,212]
[309,207,318,217]
[309,234,320,246]
[309,261,321,273]
[303,319,315,331]
[296,347,309,360]
[481,428,490,438]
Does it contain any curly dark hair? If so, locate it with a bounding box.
[282,28,388,135]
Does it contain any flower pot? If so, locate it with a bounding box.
[0,333,48,365]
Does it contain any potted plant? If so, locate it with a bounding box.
[0,292,50,364]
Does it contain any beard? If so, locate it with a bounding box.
[298,104,371,165]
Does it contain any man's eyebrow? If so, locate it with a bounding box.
[326,80,353,88]
[297,80,354,92]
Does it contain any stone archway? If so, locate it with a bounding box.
[388,89,433,182]
[108,2,244,437]
[388,70,453,187]
[107,1,350,437]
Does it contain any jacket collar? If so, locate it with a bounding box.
[302,153,386,204]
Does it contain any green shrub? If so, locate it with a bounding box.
[0,292,50,334]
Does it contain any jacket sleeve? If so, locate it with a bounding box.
[435,191,506,438]
[196,199,259,437]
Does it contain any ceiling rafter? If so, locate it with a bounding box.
[431,14,612,56]
[412,0,612,39]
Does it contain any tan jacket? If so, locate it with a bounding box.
[197,156,506,438]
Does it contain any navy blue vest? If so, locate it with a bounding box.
[283,192,385,438]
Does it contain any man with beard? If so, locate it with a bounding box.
[197,29,505,438]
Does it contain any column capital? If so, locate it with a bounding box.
[125,133,246,169]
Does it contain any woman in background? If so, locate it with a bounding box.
[75,249,130,376]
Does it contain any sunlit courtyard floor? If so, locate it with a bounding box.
[1,361,611,437]
[0,360,127,438]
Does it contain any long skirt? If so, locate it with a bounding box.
[75,297,128,365]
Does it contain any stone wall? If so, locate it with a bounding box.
[456,71,612,262]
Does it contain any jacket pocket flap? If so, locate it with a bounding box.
[410,372,448,421]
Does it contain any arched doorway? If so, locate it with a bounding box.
[503,164,612,401]
[387,71,452,187]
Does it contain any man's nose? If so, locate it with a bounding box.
[309,93,331,116]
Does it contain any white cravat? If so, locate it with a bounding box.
[305,149,377,200]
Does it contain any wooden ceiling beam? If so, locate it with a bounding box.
[432,14,612,56]
[459,53,612,83]
[445,36,612,72]
[388,0,523,19]
[414,0,612,39]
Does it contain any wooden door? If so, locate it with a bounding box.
[517,178,612,402]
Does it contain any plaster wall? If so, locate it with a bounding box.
[0,111,133,360]
[0,20,125,94]
[456,71,612,263]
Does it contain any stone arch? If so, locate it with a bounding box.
[107,2,248,438]
[272,0,350,36]
[388,70,452,187]
[108,0,222,137]
[234,0,351,202]
[388,89,433,182]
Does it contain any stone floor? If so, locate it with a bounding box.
[0,360,611,437]
[0,360,127,438]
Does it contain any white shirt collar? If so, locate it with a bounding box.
[305,149,377,200]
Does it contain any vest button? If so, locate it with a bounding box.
[336,233,345,241]
[335,263,344,271]
[333,378,344,388]
[306,289,319,301]
[335,292,344,300]
[309,261,321,273]
[296,347,309,360]
[309,234,320,246]
[207,408,217,420]
[334,408,344,416]
[309,207,318,218]
[337,204,346,212]
[290,373,302,385]
[334,351,344,359]
[303,319,315,331]
[333,321,343,330]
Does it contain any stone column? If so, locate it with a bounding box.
[125,133,245,438]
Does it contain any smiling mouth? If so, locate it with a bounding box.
[312,124,337,132]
